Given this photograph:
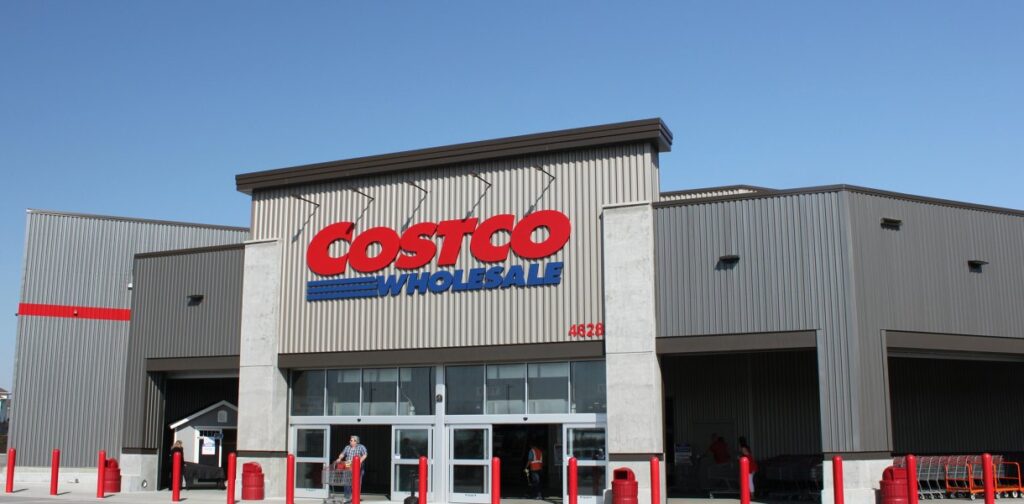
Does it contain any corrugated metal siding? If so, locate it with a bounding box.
[251,144,659,353]
[889,357,1024,454]
[659,187,761,202]
[10,212,247,467]
[654,192,874,453]
[10,318,130,464]
[847,193,1024,455]
[122,246,245,450]
[848,192,1024,337]
[663,351,822,459]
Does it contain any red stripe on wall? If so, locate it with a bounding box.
[17,303,131,321]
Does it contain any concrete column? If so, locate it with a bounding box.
[821,456,891,504]
[602,202,665,504]
[119,453,159,491]
[236,239,288,497]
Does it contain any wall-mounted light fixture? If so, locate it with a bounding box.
[470,172,492,188]
[406,181,428,193]
[349,188,374,201]
[533,165,555,180]
[881,217,903,230]
[968,260,988,273]
[290,194,321,208]
[187,294,205,306]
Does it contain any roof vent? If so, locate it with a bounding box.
[968,260,988,273]
[881,218,903,230]
[717,254,740,270]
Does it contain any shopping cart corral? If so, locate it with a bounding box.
[322,465,353,504]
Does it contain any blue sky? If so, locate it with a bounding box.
[1,1,1022,390]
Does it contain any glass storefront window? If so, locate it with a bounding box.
[571,361,607,413]
[527,362,569,413]
[446,365,484,415]
[362,368,398,415]
[291,370,325,416]
[326,369,360,416]
[399,367,434,416]
[486,364,525,414]
[569,428,606,460]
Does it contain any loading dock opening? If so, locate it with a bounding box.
[661,349,822,499]
[889,356,1024,456]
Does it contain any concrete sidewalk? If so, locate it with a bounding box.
[0,483,279,504]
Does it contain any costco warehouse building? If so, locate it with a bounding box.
[8,119,1024,503]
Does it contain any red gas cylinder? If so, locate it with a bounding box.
[103,459,121,493]
[611,468,638,504]
[241,463,265,501]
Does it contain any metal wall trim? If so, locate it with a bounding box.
[608,453,664,461]
[146,356,241,372]
[657,331,817,354]
[278,341,604,369]
[886,331,1024,355]
[237,119,671,193]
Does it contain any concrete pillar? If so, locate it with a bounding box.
[821,456,891,504]
[119,452,159,491]
[235,239,288,496]
[602,202,665,504]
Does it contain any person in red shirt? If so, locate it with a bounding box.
[707,434,729,464]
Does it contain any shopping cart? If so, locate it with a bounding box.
[707,462,739,498]
[322,465,353,504]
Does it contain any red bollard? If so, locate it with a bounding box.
[739,456,750,504]
[832,455,844,504]
[983,453,995,504]
[286,454,295,504]
[650,456,660,504]
[418,456,428,504]
[568,457,578,504]
[227,453,237,504]
[51,449,61,495]
[906,454,918,504]
[97,450,106,499]
[491,457,501,504]
[172,451,182,502]
[352,456,361,504]
[5,448,15,494]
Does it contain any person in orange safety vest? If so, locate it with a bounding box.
[524,444,544,499]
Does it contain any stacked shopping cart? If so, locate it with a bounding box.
[894,454,1022,500]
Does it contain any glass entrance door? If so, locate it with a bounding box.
[392,426,433,500]
[291,425,329,498]
[563,425,608,504]
[448,425,492,503]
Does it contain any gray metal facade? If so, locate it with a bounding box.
[654,187,1024,455]
[11,211,247,466]
[250,144,660,354]
[121,244,246,452]
[654,191,863,453]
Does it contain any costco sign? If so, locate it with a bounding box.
[305,210,570,301]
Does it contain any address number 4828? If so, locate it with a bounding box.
[568,322,604,338]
